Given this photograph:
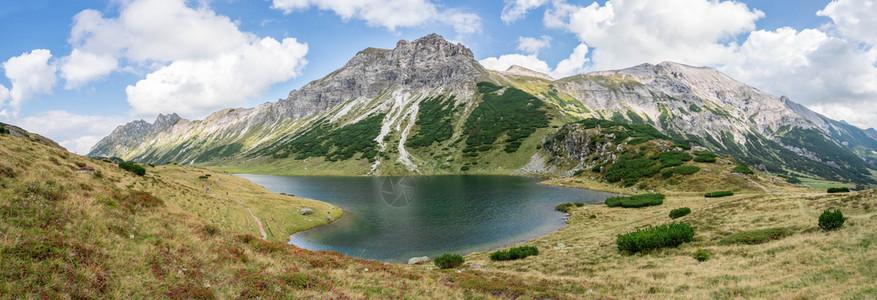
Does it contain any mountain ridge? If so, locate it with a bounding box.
[89,33,877,184]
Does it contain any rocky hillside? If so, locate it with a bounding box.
[89,34,876,184]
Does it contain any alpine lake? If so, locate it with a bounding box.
[235,174,615,263]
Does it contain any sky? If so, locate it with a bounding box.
[0,0,876,154]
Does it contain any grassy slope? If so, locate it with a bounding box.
[455,167,877,298]
[0,130,583,299]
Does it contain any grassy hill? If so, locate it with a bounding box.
[3,124,876,298]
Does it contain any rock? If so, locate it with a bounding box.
[326,216,332,221]
[469,264,482,269]
[299,208,313,215]
[408,256,430,265]
[557,243,567,248]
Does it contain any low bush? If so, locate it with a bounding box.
[785,176,802,184]
[704,191,734,198]
[574,202,584,207]
[605,193,665,208]
[827,187,850,193]
[671,143,692,150]
[818,209,845,231]
[718,227,792,245]
[616,222,694,253]
[434,253,464,269]
[732,166,754,175]
[489,246,539,261]
[555,203,575,213]
[0,126,9,134]
[119,161,146,176]
[573,169,585,176]
[693,156,716,163]
[662,165,700,178]
[669,207,691,219]
[691,249,710,261]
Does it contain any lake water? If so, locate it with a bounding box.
[235,174,615,263]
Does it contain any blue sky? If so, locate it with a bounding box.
[0,0,875,154]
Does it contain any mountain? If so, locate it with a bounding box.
[90,34,877,184]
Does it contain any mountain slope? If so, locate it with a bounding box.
[90,34,876,184]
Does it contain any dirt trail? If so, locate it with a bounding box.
[246,208,267,240]
[747,177,770,193]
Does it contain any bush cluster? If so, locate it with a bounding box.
[827,187,850,193]
[463,83,549,154]
[434,253,464,269]
[704,191,734,198]
[691,249,710,261]
[718,227,792,245]
[605,193,665,208]
[0,126,9,134]
[669,207,691,219]
[732,166,755,175]
[119,161,146,176]
[818,209,845,231]
[662,165,700,178]
[616,222,694,253]
[555,202,584,213]
[489,246,539,261]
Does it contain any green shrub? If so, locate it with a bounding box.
[818,209,845,231]
[718,227,792,245]
[605,158,658,186]
[460,166,470,171]
[693,151,716,157]
[434,253,464,269]
[555,203,575,213]
[0,126,9,134]
[732,166,754,175]
[691,249,710,261]
[662,165,701,178]
[671,143,692,150]
[669,207,691,219]
[574,202,585,207]
[693,156,716,163]
[616,222,694,253]
[489,246,539,261]
[786,176,802,184]
[573,169,585,176]
[704,191,734,198]
[605,193,665,208]
[118,161,146,176]
[827,187,850,193]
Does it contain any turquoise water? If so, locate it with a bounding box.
[235,174,614,263]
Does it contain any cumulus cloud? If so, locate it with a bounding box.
[2,49,57,112]
[545,0,763,70]
[517,35,551,54]
[59,0,310,118]
[501,0,548,23]
[271,0,481,34]
[16,110,126,154]
[818,0,877,45]
[126,37,308,117]
[479,42,589,79]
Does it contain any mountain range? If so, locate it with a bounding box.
[88,33,877,184]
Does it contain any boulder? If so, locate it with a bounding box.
[299,208,313,215]
[408,256,430,265]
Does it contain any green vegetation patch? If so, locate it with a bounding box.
[704,191,734,198]
[119,161,146,176]
[819,209,846,231]
[732,166,754,175]
[662,166,700,178]
[827,187,850,193]
[669,207,692,219]
[407,96,456,148]
[434,253,465,269]
[464,83,549,154]
[616,222,694,253]
[605,193,665,208]
[718,227,792,245]
[272,114,384,162]
[605,158,660,186]
[489,246,539,261]
[555,202,584,213]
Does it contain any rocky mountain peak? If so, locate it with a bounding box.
[154,113,182,130]
[503,65,555,81]
[392,33,474,60]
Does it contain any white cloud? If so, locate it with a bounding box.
[722,27,877,129]
[517,35,551,54]
[818,0,877,45]
[545,0,763,70]
[501,0,548,23]
[2,49,57,112]
[60,49,118,89]
[479,42,589,79]
[271,0,481,34]
[126,37,308,117]
[16,110,126,154]
[58,0,310,118]
[479,54,552,74]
